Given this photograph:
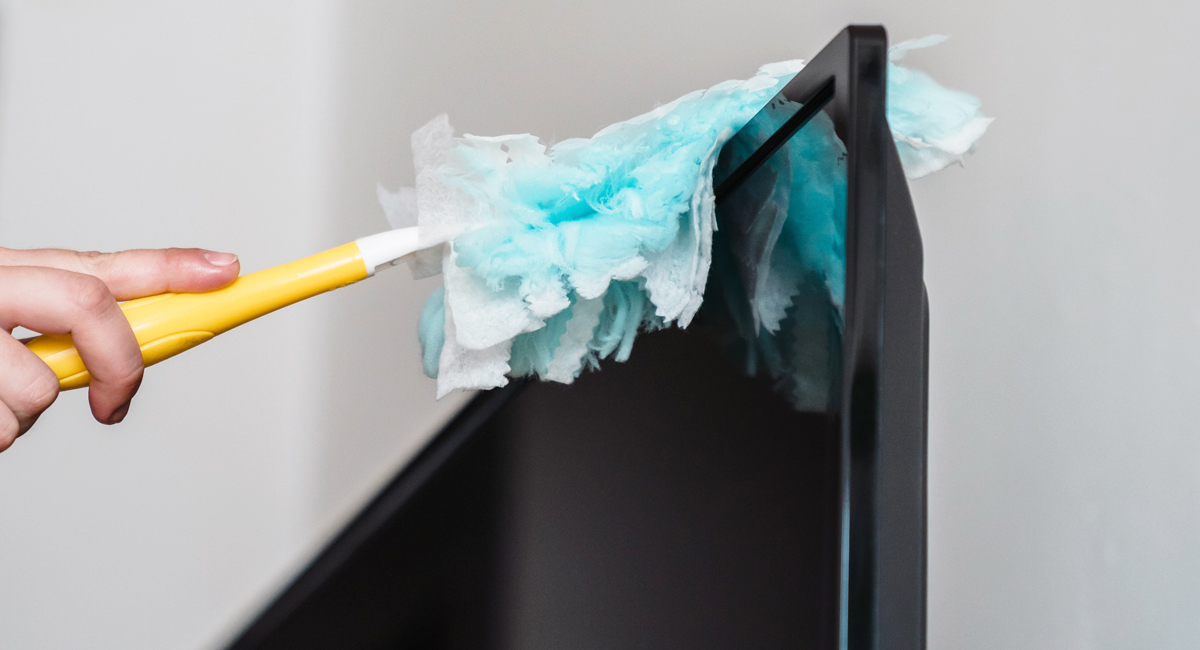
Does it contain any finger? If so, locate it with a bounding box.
[0,266,142,424]
[0,333,59,434]
[0,401,18,453]
[0,246,239,299]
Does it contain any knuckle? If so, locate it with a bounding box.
[65,273,114,315]
[163,248,187,264]
[76,250,112,276]
[0,417,17,451]
[116,361,144,390]
[21,371,59,414]
[161,248,193,275]
[101,356,144,394]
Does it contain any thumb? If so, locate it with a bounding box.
[0,247,240,300]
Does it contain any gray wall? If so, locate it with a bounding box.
[0,0,1197,648]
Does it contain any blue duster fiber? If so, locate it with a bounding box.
[379,37,990,403]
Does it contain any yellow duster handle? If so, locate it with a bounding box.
[25,242,371,390]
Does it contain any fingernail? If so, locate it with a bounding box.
[109,401,131,424]
[203,251,239,267]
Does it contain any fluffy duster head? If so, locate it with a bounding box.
[379,39,989,405]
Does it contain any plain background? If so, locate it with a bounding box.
[0,1,1198,648]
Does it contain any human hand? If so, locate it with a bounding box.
[0,247,240,452]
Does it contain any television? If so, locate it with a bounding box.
[229,25,927,650]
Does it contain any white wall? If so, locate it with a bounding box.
[1,1,1198,649]
[0,2,466,648]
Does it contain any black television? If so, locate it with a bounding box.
[228,25,927,650]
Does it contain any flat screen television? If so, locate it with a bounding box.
[228,25,927,650]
